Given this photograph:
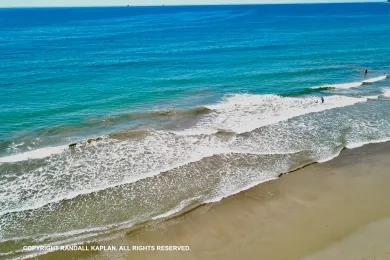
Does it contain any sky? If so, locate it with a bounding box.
[0,0,380,7]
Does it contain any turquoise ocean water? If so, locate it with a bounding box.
[0,3,390,258]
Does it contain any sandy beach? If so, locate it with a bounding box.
[41,141,390,260]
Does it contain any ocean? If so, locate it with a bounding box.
[0,3,390,258]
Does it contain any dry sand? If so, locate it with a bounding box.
[42,142,390,260]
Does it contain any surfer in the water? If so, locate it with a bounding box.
[364,69,368,79]
[321,97,325,104]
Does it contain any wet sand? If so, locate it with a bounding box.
[43,142,390,260]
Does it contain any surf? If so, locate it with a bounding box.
[0,93,370,164]
[0,92,382,218]
[312,74,388,90]
[382,88,390,97]
[1,81,389,260]
[176,94,369,135]
[362,74,388,84]
[0,145,68,163]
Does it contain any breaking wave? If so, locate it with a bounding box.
[312,74,387,90]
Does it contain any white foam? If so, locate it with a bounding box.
[205,176,278,204]
[363,75,387,84]
[177,94,369,135]
[312,75,387,90]
[382,88,390,97]
[317,148,343,163]
[152,196,201,220]
[364,95,380,100]
[0,145,68,163]
[0,93,375,216]
[325,82,362,89]
[346,137,390,149]
[0,133,229,216]
[2,91,390,257]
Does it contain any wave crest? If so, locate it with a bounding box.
[177,93,368,135]
[312,74,387,90]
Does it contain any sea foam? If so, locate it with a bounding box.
[363,75,387,84]
[0,93,371,215]
[382,88,390,97]
[178,94,369,135]
[0,145,68,163]
[312,74,387,90]
[2,92,390,257]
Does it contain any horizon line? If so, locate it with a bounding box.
[0,1,384,9]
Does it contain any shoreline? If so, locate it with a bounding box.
[40,141,390,260]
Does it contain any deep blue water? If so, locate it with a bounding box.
[1,3,390,155]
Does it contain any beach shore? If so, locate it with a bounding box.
[42,141,390,260]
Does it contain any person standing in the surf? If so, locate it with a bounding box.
[364,69,368,79]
